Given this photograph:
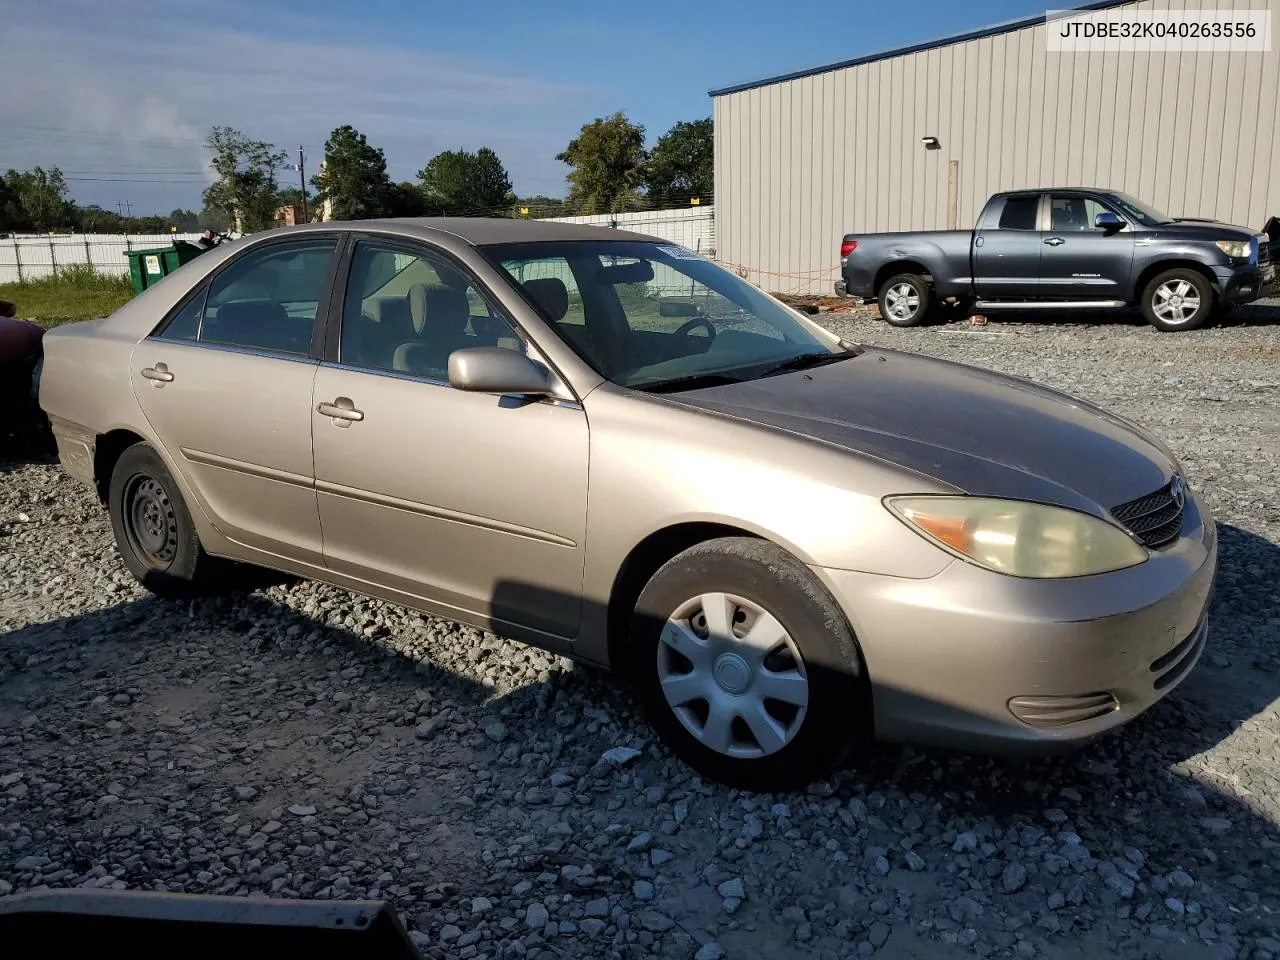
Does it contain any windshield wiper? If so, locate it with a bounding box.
[758,350,856,378]
[633,373,746,394]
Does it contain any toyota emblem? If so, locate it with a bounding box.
[1170,475,1186,508]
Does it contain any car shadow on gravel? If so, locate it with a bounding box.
[3,522,1279,958]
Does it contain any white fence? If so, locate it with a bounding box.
[0,208,715,286]
[0,233,204,283]
[542,206,715,256]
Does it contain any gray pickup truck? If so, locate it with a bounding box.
[836,188,1277,331]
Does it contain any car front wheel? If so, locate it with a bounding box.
[629,537,870,791]
[1142,268,1215,331]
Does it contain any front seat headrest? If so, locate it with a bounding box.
[522,278,569,324]
[408,283,469,337]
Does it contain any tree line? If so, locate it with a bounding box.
[1,112,711,235]
[0,168,202,235]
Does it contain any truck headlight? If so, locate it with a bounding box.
[885,496,1148,579]
[1215,239,1253,261]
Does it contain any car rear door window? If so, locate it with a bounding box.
[197,240,338,355]
[997,196,1040,231]
[339,240,524,379]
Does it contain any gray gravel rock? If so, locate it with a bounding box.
[3,308,1279,959]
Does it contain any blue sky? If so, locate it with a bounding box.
[3,0,1050,215]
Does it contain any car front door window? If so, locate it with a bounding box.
[340,241,525,379]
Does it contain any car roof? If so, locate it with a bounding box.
[995,187,1116,197]
[278,217,664,246]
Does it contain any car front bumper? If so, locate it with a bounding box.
[1216,262,1279,303]
[814,491,1217,754]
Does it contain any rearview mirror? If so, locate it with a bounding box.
[448,347,555,397]
[1095,211,1124,231]
[658,299,701,318]
[598,260,655,284]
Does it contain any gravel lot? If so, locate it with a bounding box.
[2,307,1279,960]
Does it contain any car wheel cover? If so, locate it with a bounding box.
[1152,279,1201,324]
[656,592,809,759]
[124,473,179,568]
[884,282,920,321]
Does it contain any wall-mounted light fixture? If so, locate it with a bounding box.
[921,136,941,150]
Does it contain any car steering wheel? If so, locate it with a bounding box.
[672,317,716,347]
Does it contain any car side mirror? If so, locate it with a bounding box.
[1095,211,1124,232]
[448,346,556,397]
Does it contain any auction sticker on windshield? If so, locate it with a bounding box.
[658,245,703,261]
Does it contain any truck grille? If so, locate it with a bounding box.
[1111,479,1185,549]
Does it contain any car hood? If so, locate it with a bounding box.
[1158,219,1258,240]
[667,348,1176,516]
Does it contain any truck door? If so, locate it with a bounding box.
[1038,194,1135,299]
[971,194,1044,299]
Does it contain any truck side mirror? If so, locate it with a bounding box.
[1095,211,1124,232]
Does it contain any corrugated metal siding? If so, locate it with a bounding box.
[713,0,1280,294]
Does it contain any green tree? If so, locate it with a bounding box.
[202,126,286,232]
[556,112,647,215]
[0,172,26,232]
[384,181,429,217]
[311,125,392,220]
[417,147,513,216]
[645,118,712,204]
[8,166,73,231]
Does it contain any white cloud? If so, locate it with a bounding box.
[0,0,598,212]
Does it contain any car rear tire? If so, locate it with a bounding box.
[108,442,221,597]
[628,537,871,791]
[877,273,932,327]
[1141,268,1215,332]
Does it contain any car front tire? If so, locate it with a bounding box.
[1141,268,1215,332]
[628,537,871,791]
[877,273,932,327]
[108,442,220,597]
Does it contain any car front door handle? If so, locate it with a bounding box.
[141,364,174,383]
[317,398,364,425]
[1044,237,1066,246]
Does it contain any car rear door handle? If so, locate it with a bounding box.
[1044,237,1066,246]
[317,398,364,424]
[141,364,174,383]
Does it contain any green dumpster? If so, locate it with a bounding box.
[124,243,207,295]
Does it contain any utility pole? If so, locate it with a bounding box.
[298,146,308,224]
[115,200,133,218]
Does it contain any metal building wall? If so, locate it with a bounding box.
[713,0,1280,294]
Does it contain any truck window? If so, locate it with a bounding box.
[997,196,1040,231]
[1050,195,1112,232]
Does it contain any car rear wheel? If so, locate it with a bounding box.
[108,443,221,597]
[877,273,932,327]
[1142,268,1215,332]
[628,537,870,791]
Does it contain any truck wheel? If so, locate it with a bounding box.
[1141,269,1214,332]
[877,274,932,327]
[628,537,871,791]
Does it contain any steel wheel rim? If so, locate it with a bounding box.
[885,283,920,321]
[656,592,809,759]
[1152,280,1201,324]
[124,473,179,568]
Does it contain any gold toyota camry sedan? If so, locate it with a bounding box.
[36,219,1216,789]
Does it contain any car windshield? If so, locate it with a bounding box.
[483,241,848,390]
[1108,192,1170,226]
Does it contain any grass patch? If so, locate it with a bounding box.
[0,265,134,329]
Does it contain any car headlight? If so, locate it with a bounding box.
[884,496,1148,579]
[1215,239,1253,261]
